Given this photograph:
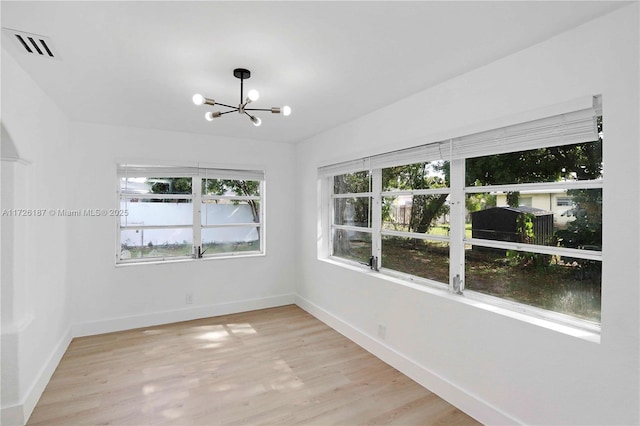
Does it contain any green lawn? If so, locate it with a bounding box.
[341,236,601,322]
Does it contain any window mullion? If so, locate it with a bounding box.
[325,176,334,258]
[449,158,466,293]
[372,168,382,270]
[260,180,265,254]
[192,177,202,257]
[116,185,122,262]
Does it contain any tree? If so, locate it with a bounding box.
[382,161,449,234]
[148,177,192,202]
[204,179,261,223]
[555,188,602,249]
[333,172,371,259]
[465,120,603,208]
[333,171,371,228]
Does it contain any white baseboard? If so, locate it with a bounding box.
[1,327,73,426]
[72,293,296,337]
[295,295,522,426]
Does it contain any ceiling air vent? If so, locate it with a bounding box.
[2,28,57,59]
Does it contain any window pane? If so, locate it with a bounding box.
[202,226,260,254]
[383,160,449,191]
[465,140,602,186]
[466,188,602,251]
[120,228,192,260]
[203,179,260,197]
[334,171,370,194]
[465,245,601,322]
[202,200,260,225]
[332,229,371,264]
[383,195,450,236]
[121,199,192,227]
[333,197,371,228]
[381,236,449,284]
[120,177,192,194]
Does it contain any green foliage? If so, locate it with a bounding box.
[204,179,260,197]
[203,179,261,222]
[334,171,370,194]
[506,191,520,207]
[554,188,602,280]
[333,172,371,229]
[516,213,535,244]
[148,178,192,202]
[555,189,602,249]
[465,139,602,187]
[382,161,449,234]
[465,191,496,213]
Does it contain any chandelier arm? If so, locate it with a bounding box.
[244,108,274,112]
[218,110,237,116]
[215,102,237,110]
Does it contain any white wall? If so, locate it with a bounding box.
[295,5,638,426]
[1,50,72,425]
[66,122,297,335]
[2,45,297,426]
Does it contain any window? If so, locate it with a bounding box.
[380,161,451,284]
[517,196,532,207]
[332,171,373,264]
[320,98,603,328]
[118,165,264,263]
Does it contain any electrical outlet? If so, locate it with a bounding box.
[186,293,193,305]
[378,324,386,340]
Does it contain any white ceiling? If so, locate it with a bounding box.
[1,1,626,144]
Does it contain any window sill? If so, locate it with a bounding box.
[319,256,600,343]
[116,252,265,267]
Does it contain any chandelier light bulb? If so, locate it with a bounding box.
[192,94,205,106]
[251,116,262,127]
[282,105,292,116]
[247,89,260,102]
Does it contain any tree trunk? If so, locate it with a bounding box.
[411,194,449,234]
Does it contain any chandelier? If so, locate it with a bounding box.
[192,68,291,127]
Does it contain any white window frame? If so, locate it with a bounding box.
[117,164,265,264]
[319,97,603,332]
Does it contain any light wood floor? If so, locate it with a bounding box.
[28,305,481,425]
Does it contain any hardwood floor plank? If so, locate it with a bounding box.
[27,305,482,426]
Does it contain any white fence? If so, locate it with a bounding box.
[120,201,258,247]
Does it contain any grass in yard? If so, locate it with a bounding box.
[381,237,449,283]
[122,240,260,259]
[465,249,601,321]
[338,237,601,322]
